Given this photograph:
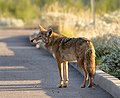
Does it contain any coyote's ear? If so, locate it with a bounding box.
[47,28,53,36]
[38,24,46,31]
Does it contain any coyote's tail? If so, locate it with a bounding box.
[85,41,96,78]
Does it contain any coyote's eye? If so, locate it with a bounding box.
[38,35,41,37]
[37,33,42,38]
[42,38,48,43]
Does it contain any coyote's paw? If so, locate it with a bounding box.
[58,81,64,88]
[87,84,93,88]
[58,84,64,88]
[63,80,68,88]
[80,84,86,88]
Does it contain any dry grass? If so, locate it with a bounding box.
[40,2,120,38]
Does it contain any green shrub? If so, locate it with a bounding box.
[0,0,41,24]
[95,0,120,14]
[100,49,120,78]
[92,34,120,78]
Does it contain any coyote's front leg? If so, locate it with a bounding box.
[57,62,64,88]
[63,61,69,88]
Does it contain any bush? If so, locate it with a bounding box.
[92,34,120,78]
[100,49,120,78]
[95,0,120,14]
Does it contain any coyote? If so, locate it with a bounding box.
[36,25,96,88]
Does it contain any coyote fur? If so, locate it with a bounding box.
[36,25,96,88]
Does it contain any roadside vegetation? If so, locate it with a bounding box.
[0,0,120,79]
[0,0,120,24]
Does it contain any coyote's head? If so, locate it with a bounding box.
[31,25,50,44]
[35,25,53,44]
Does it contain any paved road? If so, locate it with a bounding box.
[0,29,113,98]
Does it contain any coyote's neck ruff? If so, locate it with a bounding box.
[38,25,96,88]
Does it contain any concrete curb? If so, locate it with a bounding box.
[70,62,120,98]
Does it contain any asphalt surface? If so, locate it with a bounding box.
[0,29,113,98]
